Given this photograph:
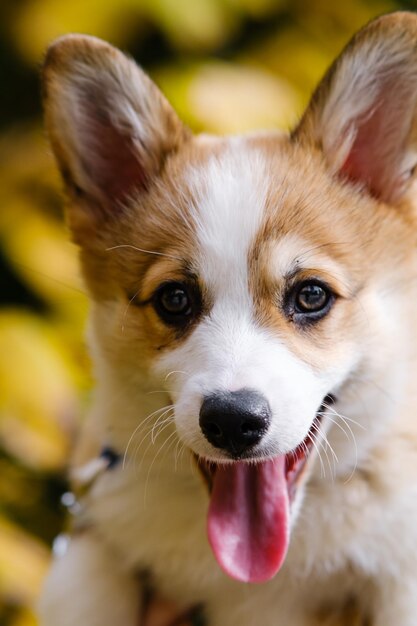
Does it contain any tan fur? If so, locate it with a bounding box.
[39,13,417,626]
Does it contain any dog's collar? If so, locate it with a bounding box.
[57,445,123,531]
[68,445,122,501]
[99,446,122,469]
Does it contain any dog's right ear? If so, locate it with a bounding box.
[42,35,189,242]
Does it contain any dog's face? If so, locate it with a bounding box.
[43,14,417,583]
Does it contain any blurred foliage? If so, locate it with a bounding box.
[0,0,411,623]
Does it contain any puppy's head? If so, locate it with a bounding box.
[43,14,417,583]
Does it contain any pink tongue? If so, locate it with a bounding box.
[207,457,289,583]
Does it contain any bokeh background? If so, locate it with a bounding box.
[0,0,414,623]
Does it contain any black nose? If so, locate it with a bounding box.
[199,388,271,457]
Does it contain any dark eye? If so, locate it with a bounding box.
[296,282,329,312]
[287,280,334,322]
[154,282,197,326]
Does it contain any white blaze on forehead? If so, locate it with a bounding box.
[187,143,268,300]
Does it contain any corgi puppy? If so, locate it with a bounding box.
[39,12,417,626]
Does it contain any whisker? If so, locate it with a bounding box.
[174,438,184,472]
[179,442,188,466]
[106,244,183,262]
[321,403,366,430]
[325,405,363,439]
[321,432,339,468]
[311,422,336,479]
[123,404,173,469]
[135,410,175,470]
[164,370,187,382]
[324,412,359,483]
[143,429,178,505]
[313,431,334,480]
[307,435,326,479]
[121,289,140,333]
[151,408,176,443]
[160,430,182,469]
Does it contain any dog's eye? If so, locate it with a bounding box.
[296,283,330,313]
[286,280,334,322]
[154,282,196,326]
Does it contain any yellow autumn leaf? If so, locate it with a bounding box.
[0,311,79,470]
[159,61,300,134]
[0,516,50,606]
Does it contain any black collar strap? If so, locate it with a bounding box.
[100,446,122,469]
[70,445,122,495]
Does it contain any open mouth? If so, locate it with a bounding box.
[195,395,334,584]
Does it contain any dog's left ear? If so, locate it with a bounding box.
[293,12,417,203]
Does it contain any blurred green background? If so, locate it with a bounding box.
[0,0,413,623]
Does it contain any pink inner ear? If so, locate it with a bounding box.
[339,83,413,203]
[78,95,148,210]
[341,104,386,198]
